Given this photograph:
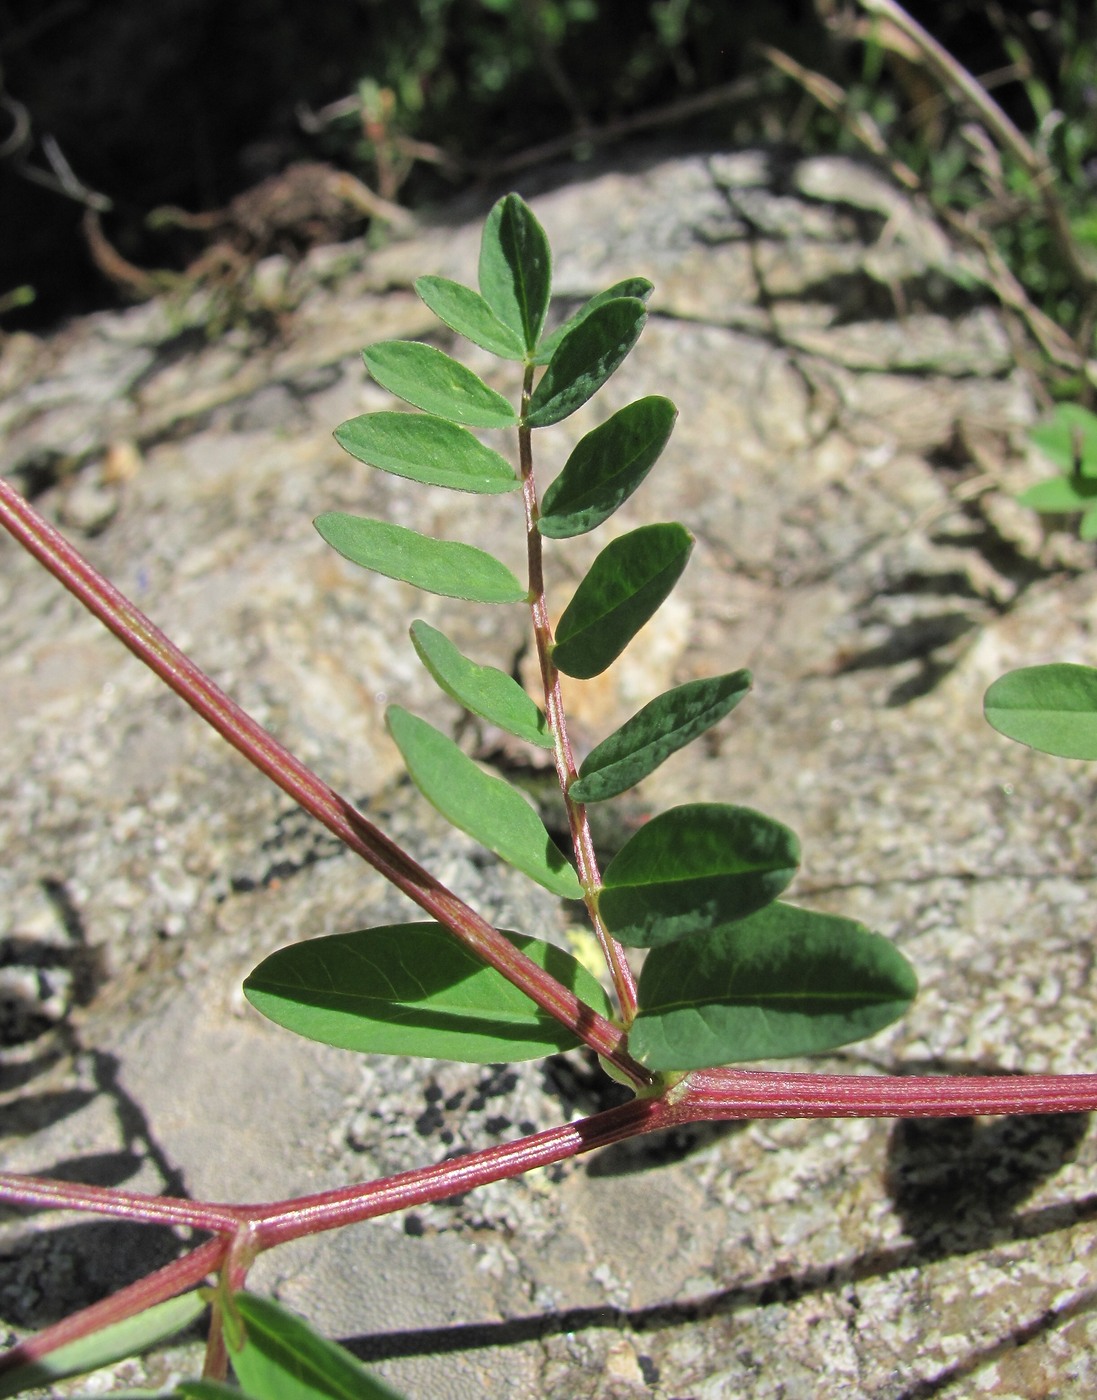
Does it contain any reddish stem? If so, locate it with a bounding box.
[0,475,650,1089]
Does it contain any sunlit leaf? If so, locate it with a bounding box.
[0,1292,206,1400]
[410,620,554,748]
[984,662,1097,759]
[244,922,612,1062]
[478,193,552,352]
[361,341,517,428]
[1017,474,1097,512]
[227,1292,406,1400]
[525,298,647,428]
[570,670,752,803]
[533,278,654,365]
[1028,403,1097,475]
[552,523,692,679]
[629,902,917,1070]
[538,397,677,537]
[414,275,527,359]
[314,513,526,604]
[598,803,799,947]
[387,706,581,896]
[334,412,518,494]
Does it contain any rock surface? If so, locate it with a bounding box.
[3,145,1097,1398]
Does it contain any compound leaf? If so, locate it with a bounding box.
[0,1292,206,1400]
[526,298,647,428]
[629,902,917,1070]
[244,923,611,1062]
[539,396,677,537]
[984,662,1097,759]
[552,523,692,679]
[533,278,654,365]
[410,620,554,748]
[361,341,517,428]
[227,1292,405,1400]
[334,412,518,494]
[414,275,527,359]
[571,670,752,803]
[598,803,799,947]
[478,193,552,352]
[387,706,581,896]
[315,513,526,604]
[1028,403,1097,474]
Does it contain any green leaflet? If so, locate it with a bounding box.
[629,902,918,1071]
[552,523,693,679]
[361,341,517,428]
[598,803,799,947]
[525,298,647,428]
[333,412,519,494]
[538,396,678,537]
[314,513,526,604]
[414,275,527,359]
[387,706,581,897]
[478,193,552,352]
[226,1292,405,1400]
[533,278,654,365]
[244,923,611,1062]
[410,619,554,748]
[0,1292,206,1400]
[571,670,752,803]
[984,662,1097,759]
[1028,403,1097,474]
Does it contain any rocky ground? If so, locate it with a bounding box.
[3,144,1097,1398]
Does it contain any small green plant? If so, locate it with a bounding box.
[1017,402,1097,539]
[4,193,1097,1398]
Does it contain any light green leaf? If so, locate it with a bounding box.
[228,1293,406,1400]
[334,412,519,494]
[361,341,517,428]
[598,803,799,947]
[571,670,752,803]
[1081,506,1097,540]
[526,298,647,429]
[629,902,917,1070]
[984,662,1097,759]
[478,193,552,351]
[387,706,581,896]
[244,922,612,1062]
[410,620,553,748]
[552,523,692,679]
[0,1292,206,1400]
[538,397,677,537]
[414,275,527,359]
[314,513,526,604]
[1017,474,1097,512]
[1028,403,1097,474]
[533,278,654,365]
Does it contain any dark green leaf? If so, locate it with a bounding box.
[228,1293,405,1400]
[478,193,552,352]
[314,513,526,604]
[179,1384,245,1399]
[984,662,1097,759]
[361,341,517,428]
[571,670,752,803]
[552,523,692,679]
[244,922,612,1062]
[410,620,553,748]
[334,412,518,494]
[533,279,654,365]
[414,275,527,359]
[598,803,799,947]
[629,901,917,1070]
[386,706,581,896]
[526,298,647,428]
[539,397,677,537]
[1028,403,1097,474]
[0,1292,206,1400]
